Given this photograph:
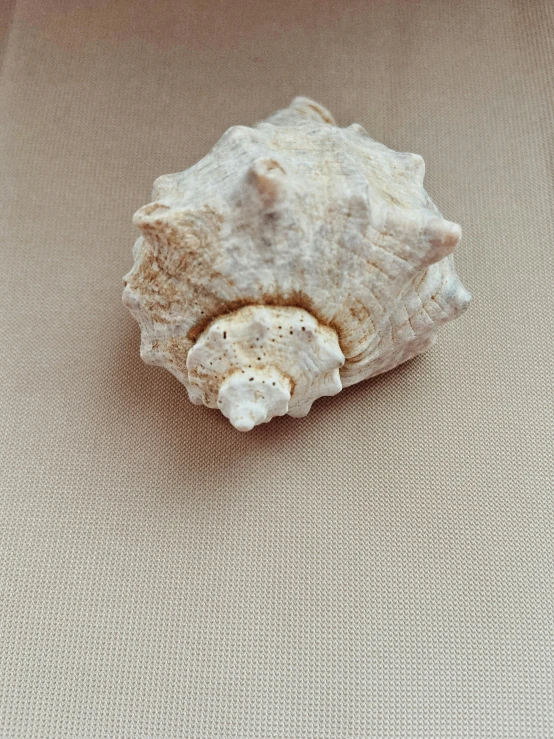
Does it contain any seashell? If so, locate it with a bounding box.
[123,97,471,430]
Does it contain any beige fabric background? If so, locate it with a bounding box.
[1,1,553,736]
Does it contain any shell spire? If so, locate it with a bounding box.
[123,97,471,430]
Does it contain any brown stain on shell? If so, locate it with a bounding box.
[127,205,225,324]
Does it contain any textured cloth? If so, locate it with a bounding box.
[1,1,553,737]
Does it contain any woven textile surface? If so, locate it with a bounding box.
[1,1,553,736]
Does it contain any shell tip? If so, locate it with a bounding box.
[217,369,291,431]
[230,414,257,432]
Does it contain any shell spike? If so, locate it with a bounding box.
[132,202,174,253]
[421,217,462,267]
[248,157,286,209]
[132,202,171,229]
[261,96,336,128]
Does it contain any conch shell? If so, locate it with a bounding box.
[123,97,471,430]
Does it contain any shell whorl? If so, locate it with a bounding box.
[123,97,471,429]
[186,305,344,430]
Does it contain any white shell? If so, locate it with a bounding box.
[123,97,471,430]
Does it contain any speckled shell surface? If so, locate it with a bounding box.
[123,97,471,430]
